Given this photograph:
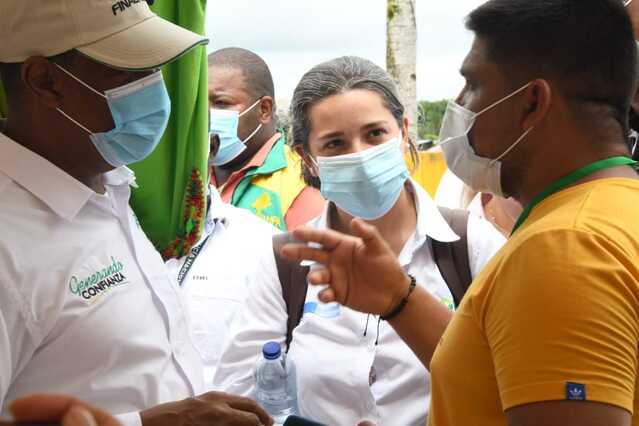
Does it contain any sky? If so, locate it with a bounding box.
[205,0,484,104]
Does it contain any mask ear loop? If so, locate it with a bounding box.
[241,124,263,144]
[475,82,533,118]
[239,97,263,117]
[55,64,107,99]
[490,126,534,164]
[307,155,320,177]
[56,108,94,134]
[475,81,534,164]
[54,64,105,134]
[437,83,534,151]
[238,97,265,144]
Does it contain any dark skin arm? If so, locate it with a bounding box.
[140,391,273,426]
[506,401,630,426]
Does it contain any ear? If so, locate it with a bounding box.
[521,79,552,131]
[21,56,63,110]
[401,116,410,151]
[294,144,318,177]
[257,96,274,124]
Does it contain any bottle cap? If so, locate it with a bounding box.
[262,341,281,360]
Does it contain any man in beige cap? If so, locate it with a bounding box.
[0,1,271,425]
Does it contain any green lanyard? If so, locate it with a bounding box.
[511,156,637,235]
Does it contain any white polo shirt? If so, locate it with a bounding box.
[0,134,203,425]
[165,187,280,389]
[213,179,506,426]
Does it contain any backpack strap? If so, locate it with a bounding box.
[431,207,473,308]
[272,233,310,352]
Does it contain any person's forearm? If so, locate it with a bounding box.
[388,285,453,370]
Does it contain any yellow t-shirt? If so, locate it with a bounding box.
[429,178,639,426]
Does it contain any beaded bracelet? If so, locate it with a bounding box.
[380,274,417,321]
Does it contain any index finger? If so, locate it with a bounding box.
[280,244,329,264]
[291,227,356,251]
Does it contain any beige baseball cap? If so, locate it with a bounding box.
[0,0,209,70]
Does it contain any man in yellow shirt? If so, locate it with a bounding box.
[279,0,639,425]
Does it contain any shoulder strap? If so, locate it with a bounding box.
[272,233,310,351]
[431,207,472,308]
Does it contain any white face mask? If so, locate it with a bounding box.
[438,82,534,197]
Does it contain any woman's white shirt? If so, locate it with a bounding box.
[213,179,505,426]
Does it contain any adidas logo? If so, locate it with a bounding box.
[566,382,586,401]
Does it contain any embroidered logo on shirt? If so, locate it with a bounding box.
[303,301,340,318]
[251,193,282,229]
[68,257,130,303]
[566,382,586,401]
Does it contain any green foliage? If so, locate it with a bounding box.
[418,99,448,141]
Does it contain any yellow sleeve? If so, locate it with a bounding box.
[485,229,639,413]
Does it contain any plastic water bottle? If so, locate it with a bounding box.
[255,341,299,425]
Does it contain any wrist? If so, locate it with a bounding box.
[381,274,416,320]
[387,273,411,309]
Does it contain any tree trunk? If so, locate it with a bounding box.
[387,0,417,141]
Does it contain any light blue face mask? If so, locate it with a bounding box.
[56,65,171,168]
[314,135,410,220]
[209,98,262,166]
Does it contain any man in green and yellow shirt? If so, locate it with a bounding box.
[207,48,324,231]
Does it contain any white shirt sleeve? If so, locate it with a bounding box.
[466,213,507,278]
[211,249,288,396]
[114,412,142,426]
